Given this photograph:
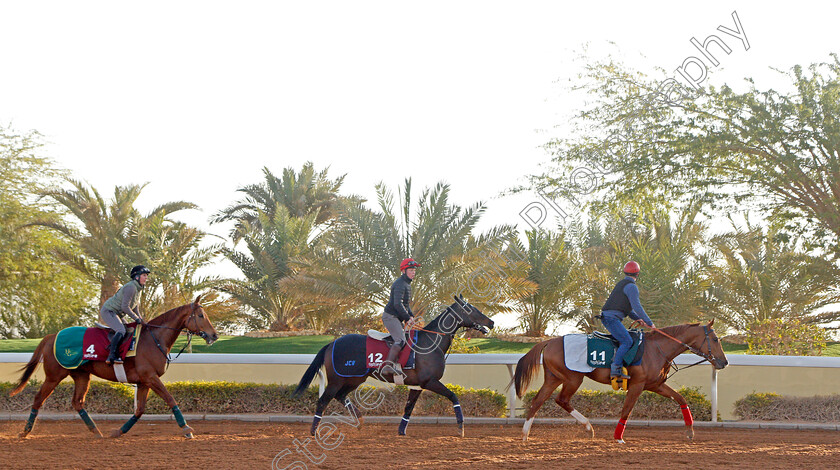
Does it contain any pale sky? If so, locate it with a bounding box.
[2,2,838,332]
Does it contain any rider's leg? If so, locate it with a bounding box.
[100,308,127,365]
[382,313,406,375]
[601,315,632,378]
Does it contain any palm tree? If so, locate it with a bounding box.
[218,205,319,331]
[300,179,525,330]
[128,213,236,323]
[512,229,582,337]
[29,180,196,306]
[708,221,840,331]
[212,163,347,243]
[570,203,713,330]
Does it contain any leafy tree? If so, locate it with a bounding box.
[530,54,840,259]
[0,126,95,338]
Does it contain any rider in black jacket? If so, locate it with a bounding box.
[382,258,420,374]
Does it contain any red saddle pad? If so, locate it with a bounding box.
[365,335,413,368]
[82,323,139,362]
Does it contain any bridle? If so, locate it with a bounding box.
[652,324,721,376]
[408,302,490,337]
[143,305,208,368]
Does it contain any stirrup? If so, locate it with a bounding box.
[610,367,629,391]
[380,361,405,385]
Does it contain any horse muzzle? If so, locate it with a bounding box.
[473,324,491,335]
[199,331,218,345]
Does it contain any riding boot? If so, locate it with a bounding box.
[384,342,404,375]
[610,363,630,380]
[106,332,125,365]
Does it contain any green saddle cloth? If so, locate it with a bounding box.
[54,326,88,369]
[586,329,644,368]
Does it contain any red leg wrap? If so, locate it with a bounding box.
[681,404,694,426]
[614,419,627,440]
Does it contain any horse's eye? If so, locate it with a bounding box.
[199,314,204,319]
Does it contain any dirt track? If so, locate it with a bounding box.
[2,420,839,469]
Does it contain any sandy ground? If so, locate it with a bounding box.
[2,420,839,469]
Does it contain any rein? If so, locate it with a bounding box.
[142,308,203,368]
[649,325,717,377]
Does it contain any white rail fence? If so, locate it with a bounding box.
[3,353,839,421]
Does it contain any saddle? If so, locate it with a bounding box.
[367,329,418,348]
[592,330,641,347]
[94,322,136,346]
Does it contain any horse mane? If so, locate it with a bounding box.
[423,304,458,333]
[148,302,192,326]
[651,323,700,339]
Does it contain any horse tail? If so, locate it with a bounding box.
[294,342,330,396]
[10,334,52,396]
[514,340,550,399]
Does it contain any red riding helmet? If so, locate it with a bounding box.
[623,261,640,275]
[400,258,421,271]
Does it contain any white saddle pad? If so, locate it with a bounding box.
[367,329,391,341]
[563,334,595,373]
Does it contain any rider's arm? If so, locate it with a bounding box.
[120,283,143,323]
[391,281,413,322]
[623,282,653,327]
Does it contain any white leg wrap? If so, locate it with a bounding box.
[523,417,534,436]
[570,409,587,425]
[570,409,592,431]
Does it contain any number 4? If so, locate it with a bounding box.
[86,344,96,355]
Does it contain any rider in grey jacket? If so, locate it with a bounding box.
[100,265,149,364]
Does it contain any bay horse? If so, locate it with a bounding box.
[10,295,219,439]
[295,295,494,437]
[514,320,728,443]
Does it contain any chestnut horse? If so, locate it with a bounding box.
[514,320,728,443]
[10,295,218,439]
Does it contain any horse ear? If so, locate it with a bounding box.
[194,294,203,306]
[708,318,715,327]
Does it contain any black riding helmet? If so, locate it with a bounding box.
[129,265,151,280]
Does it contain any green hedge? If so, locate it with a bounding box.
[734,392,840,422]
[1,381,506,417]
[522,386,713,421]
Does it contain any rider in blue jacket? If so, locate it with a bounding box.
[600,261,655,379]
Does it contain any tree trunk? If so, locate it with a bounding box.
[99,273,120,308]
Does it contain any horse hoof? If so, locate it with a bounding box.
[92,429,104,438]
[183,425,195,439]
[18,432,30,439]
[615,439,626,444]
[522,434,529,443]
[586,425,594,439]
[110,429,123,439]
[687,428,695,440]
[458,423,464,438]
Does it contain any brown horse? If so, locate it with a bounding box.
[10,295,218,439]
[514,320,728,443]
